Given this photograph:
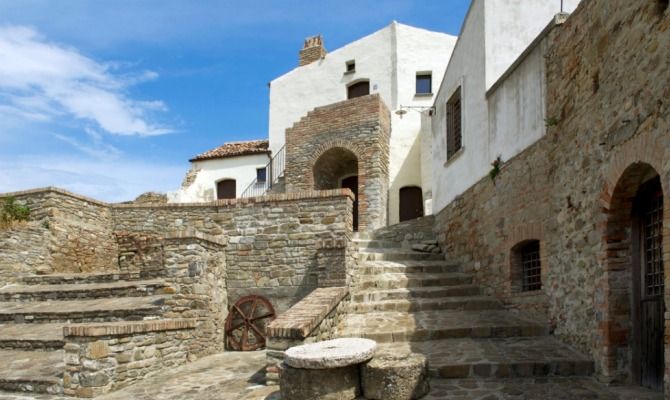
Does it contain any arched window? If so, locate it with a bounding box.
[347,80,370,99]
[217,179,236,199]
[511,240,542,292]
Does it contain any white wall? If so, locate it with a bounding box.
[432,0,488,213]
[269,22,456,225]
[484,0,581,89]
[168,153,270,202]
[488,38,548,163]
[431,0,581,213]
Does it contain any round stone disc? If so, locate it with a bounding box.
[284,338,377,369]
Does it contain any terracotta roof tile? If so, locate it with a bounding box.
[190,140,270,162]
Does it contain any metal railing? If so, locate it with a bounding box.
[240,145,285,198]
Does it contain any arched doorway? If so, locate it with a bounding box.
[604,162,666,390]
[217,179,236,199]
[399,186,424,222]
[313,147,358,230]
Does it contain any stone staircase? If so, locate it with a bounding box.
[0,272,175,395]
[337,218,594,381]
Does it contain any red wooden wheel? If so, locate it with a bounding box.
[225,295,276,351]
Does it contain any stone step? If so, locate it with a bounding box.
[337,310,548,343]
[0,279,173,302]
[0,295,169,324]
[377,337,594,379]
[20,270,164,286]
[357,249,444,262]
[352,285,482,302]
[0,349,63,394]
[0,323,64,350]
[349,296,502,313]
[356,260,460,274]
[355,272,473,290]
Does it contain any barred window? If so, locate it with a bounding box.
[511,240,542,292]
[446,87,462,159]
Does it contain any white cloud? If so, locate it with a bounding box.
[0,25,171,136]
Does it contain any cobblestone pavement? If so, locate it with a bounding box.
[0,352,663,400]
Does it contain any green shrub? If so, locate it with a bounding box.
[0,197,30,229]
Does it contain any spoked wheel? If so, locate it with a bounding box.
[225,295,276,351]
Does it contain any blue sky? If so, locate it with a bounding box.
[0,0,470,201]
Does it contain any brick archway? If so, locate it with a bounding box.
[283,94,391,231]
[598,154,669,386]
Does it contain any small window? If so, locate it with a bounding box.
[416,73,432,94]
[347,80,370,99]
[511,240,542,292]
[446,87,462,159]
[217,179,236,199]
[256,167,267,183]
[345,60,356,73]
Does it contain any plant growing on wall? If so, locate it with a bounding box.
[544,116,560,127]
[0,197,30,229]
[489,156,502,182]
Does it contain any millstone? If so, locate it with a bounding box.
[362,353,430,400]
[279,362,360,400]
[284,337,377,369]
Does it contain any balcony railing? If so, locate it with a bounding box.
[240,145,285,198]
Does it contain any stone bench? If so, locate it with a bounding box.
[279,338,377,400]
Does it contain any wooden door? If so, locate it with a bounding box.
[217,179,236,199]
[341,176,358,231]
[399,186,424,222]
[635,177,665,391]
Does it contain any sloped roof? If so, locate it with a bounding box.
[190,140,270,162]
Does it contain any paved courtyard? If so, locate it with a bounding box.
[0,350,663,400]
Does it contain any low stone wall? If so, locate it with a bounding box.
[0,188,118,278]
[0,221,53,283]
[112,190,353,314]
[265,287,349,384]
[62,319,197,398]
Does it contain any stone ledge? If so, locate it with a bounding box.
[268,287,348,339]
[0,187,109,207]
[113,188,355,209]
[64,318,197,337]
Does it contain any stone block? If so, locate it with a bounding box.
[361,353,430,400]
[279,362,359,400]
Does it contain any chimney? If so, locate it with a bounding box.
[299,35,327,66]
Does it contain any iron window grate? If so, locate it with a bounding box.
[521,242,542,292]
[643,192,664,297]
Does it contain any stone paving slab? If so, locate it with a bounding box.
[377,337,593,378]
[423,378,664,400]
[0,350,63,394]
[0,353,662,400]
[338,310,547,342]
[0,324,65,347]
[352,285,482,302]
[0,279,169,297]
[0,295,168,320]
[351,296,502,313]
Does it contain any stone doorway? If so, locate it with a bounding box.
[602,162,667,390]
[633,176,664,390]
[313,147,359,230]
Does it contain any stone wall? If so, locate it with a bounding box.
[0,189,118,280]
[63,319,198,397]
[265,287,349,384]
[284,94,391,231]
[434,0,670,388]
[112,190,353,313]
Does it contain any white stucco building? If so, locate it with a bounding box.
[168,140,270,202]
[430,0,581,213]
[270,22,457,224]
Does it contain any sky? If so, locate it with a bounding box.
[0,0,471,202]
